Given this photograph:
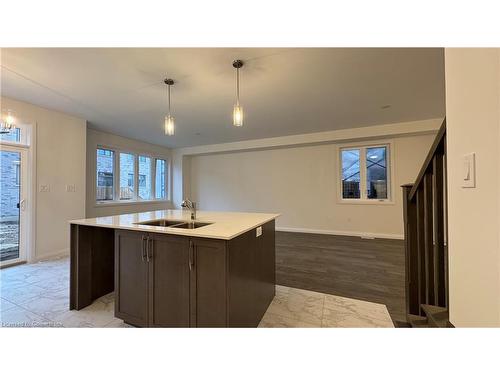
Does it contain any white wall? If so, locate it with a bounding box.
[86,128,173,218]
[1,96,87,261]
[445,48,500,327]
[177,120,439,239]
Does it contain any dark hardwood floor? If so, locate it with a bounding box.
[275,231,406,323]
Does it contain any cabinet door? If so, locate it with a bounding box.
[115,230,149,327]
[148,234,190,327]
[191,238,227,327]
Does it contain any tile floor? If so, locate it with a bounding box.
[0,256,394,328]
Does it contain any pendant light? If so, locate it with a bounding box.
[164,78,175,136]
[232,59,244,127]
[0,110,15,134]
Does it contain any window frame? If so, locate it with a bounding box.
[154,158,168,200]
[94,145,170,206]
[96,148,116,202]
[337,141,395,205]
[137,154,153,201]
[118,151,136,201]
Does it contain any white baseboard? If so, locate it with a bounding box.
[34,248,70,262]
[276,226,404,240]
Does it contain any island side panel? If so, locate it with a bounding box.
[70,224,115,310]
[255,220,276,319]
[227,219,276,327]
[70,224,91,310]
[91,226,115,300]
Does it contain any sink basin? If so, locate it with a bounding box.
[137,219,185,227]
[136,219,213,229]
[169,222,213,229]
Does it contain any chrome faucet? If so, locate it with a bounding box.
[181,199,197,220]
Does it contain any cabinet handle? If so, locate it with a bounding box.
[147,238,153,262]
[141,235,147,261]
[189,240,194,271]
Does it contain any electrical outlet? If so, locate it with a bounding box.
[66,184,76,193]
[256,226,262,237]
[39,184,50,193]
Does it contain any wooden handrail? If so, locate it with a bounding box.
[408,118,446,200]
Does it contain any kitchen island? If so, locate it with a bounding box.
[69,210,279,327]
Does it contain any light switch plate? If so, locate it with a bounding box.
[256,226,262,237]
[462,153,476,188]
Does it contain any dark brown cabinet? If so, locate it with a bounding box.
[190,238,227,327]
[71,219,276,327]
[148,234,190,327]
[114,230,149,327]
[115,230,227,327]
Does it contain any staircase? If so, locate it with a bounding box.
[408,305,450,328]
[402,119,451,328]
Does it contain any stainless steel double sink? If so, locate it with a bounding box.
[136,219,212,229]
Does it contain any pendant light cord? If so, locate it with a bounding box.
[168,84,171,115]
[236,67,240,106]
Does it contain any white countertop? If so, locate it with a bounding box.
[69,210,280,240]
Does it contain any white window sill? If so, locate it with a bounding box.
[337,199,395,206]
[94,199,171,208]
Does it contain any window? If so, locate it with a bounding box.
[155,159,167,199]
[96,147,168,204]
[96,148,114,201]
[341,149,360,199]
[138,174,146,187]
[119,153,135,200]
[138,156,152,200]
[340,144,390,202]
[366,146,388,199]
[98,172,113,186]
[0,128,21,143]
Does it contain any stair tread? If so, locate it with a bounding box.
[407,314,428,328]
[421,304,447,314]
[421,304,449,328]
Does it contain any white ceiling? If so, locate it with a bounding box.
[0,48,445,148]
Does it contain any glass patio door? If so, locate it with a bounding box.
[0,145,28,266]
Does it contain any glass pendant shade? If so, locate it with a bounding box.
[163,78,175,136]
[1,111,15,133]
[164,115,175,136]
[233,104,243,127]
[5,113,15,129]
